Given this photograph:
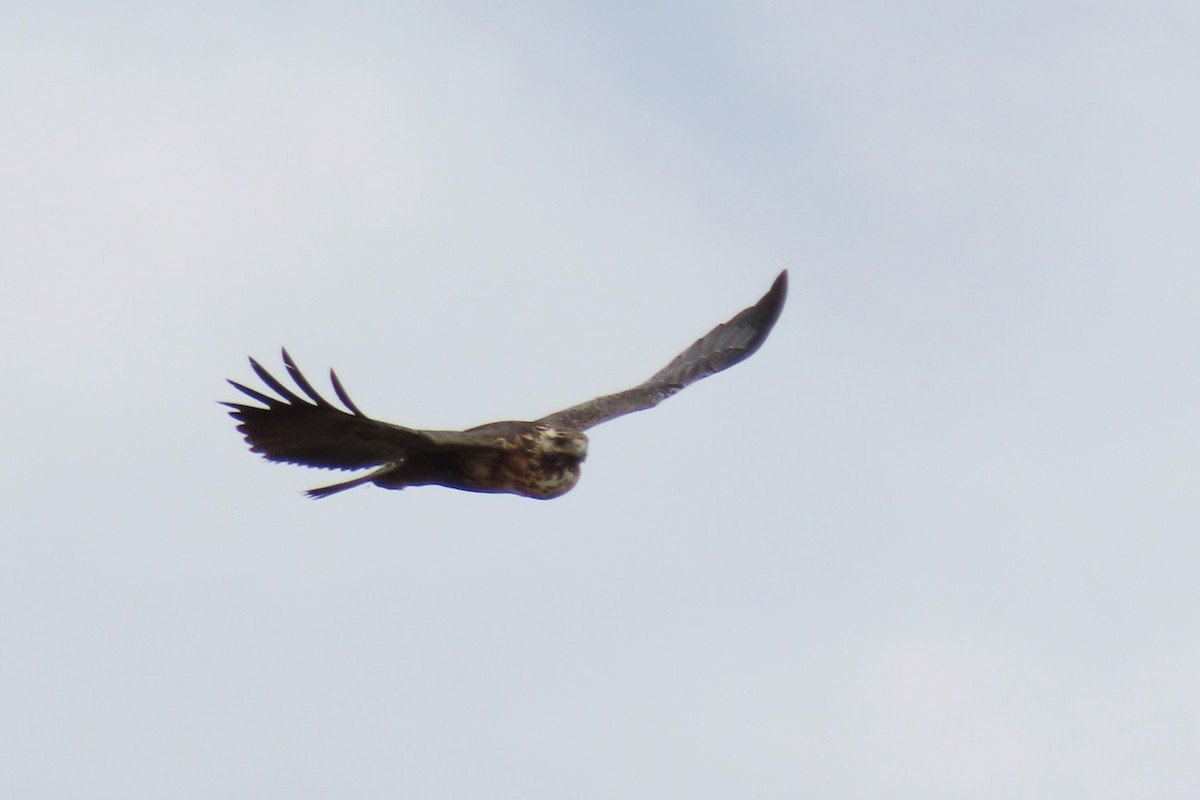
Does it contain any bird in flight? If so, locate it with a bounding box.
[224,271,787,499]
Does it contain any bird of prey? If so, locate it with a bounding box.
[224,271,787,499]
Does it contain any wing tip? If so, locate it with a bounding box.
[761,269,788,327]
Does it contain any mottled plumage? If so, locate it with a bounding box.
[224,271,787,499]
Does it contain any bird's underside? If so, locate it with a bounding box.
[224,270,787,499]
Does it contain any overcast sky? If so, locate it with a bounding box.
[3,2,1198,798]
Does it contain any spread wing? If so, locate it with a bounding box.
[537,270,787,432]
[224,349,454,471]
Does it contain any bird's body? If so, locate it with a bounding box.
[305,423,587,499]
[224,271,787,499]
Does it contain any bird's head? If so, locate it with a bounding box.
[534,426,588,462]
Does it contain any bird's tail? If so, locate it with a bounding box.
[304,462,404,499]
[305,475,375,499]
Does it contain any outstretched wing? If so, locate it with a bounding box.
[223,349,441,471]
[537,270,787,432]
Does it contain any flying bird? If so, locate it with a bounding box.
[224,270,787,499]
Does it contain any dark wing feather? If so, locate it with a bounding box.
[223,349,440,470]
[537,270,787,431]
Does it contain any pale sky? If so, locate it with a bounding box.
[3,2,1198,798]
